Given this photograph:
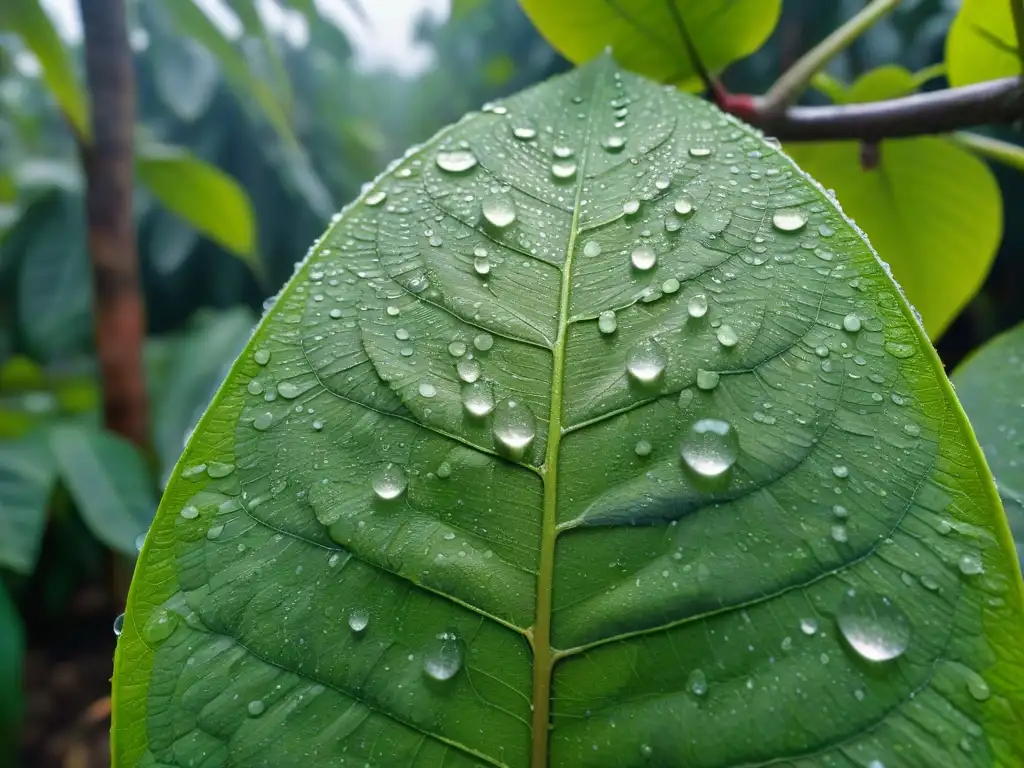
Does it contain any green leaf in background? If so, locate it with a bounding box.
[13,192,92,360]
[147,307,257,481]
[151,34,220,122]
[0,582,23,761]
[113,56,1024,766]
[0,432,53,574]
[519,0,781,88]
[158,0,293,140]
[786,67,1002,340]
[952,322,1024,570]
[0,0,89,139]
[145,207,201,276]
[50,424,155,557]
[137,142,258,265]
[946,0,1023,87]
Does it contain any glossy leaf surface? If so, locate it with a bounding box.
[786,67,1002,339]
[114,57,1024,767]
[518,0,781,89]
[953,322,1024,571]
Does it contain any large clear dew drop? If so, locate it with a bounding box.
[482,195,516,228]
[836,591,911,662]
[492,399,536,455]
[461,380,494,417]
[680,419,738,479]
[436,148,478,173]
[371,463,407,500]
[626,339,667,385]
[423,631,464,681]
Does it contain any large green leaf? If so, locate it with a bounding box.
[519,0,781,88]
[786,67,1003,340]
[137,142,258,265]
[0,432,53,574]
[50,424,155,557]
[953,323,1024,571]
[113,57,1024,766]
[0,0,89,138]
[946,0,1023,87]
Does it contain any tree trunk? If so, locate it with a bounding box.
[78,0,149,449]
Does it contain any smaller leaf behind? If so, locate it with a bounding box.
[0,431,53,574]
[946,0,1023,87]
[952,322,1024,571]
[50,424,156,557]
[518,0,781,89]
[136,142,258,267]
[786,66,1002,339]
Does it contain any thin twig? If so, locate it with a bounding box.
[745,76,1023,141]
[79,0,150,449]
[761,0,904,114]
[951,131,1024,172]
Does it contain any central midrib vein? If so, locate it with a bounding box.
[529,59,605,768]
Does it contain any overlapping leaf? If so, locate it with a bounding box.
[953,323,1024,570]
[519,0,781,89]
[946,0,1023,87]
[787,67,1003,339]
[113,57,1024,767]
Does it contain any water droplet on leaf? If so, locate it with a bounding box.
[423,632,464,681]
[371,464,407,500]
[482,195,516,228]
[436,149,477,173]
[461,381,494,417]
[631,246,656,271]
[626,339,667,384]
[598,310,617,335]
[681,419,738,479]
[687,293,708,318]
[348,609,369,634]
[836,591,910,662]
[492,399,536,456]
[772,209,807,232]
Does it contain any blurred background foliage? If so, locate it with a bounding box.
[0,0,1020,764]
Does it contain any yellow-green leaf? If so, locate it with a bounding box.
[0,0,89,138]
[946,0,1023,86]
[137,143,257,265]
[786,67,1002,339]
[518,0,781,88]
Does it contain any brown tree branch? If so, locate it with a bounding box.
[78,0,149,449]
[737,76,1024,142]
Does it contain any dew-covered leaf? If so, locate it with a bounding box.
[786,67,1002,339]
[953,323,1024,571]
[519,0,781,89]
[113,56,1024,767]
[946,0,1023,87]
